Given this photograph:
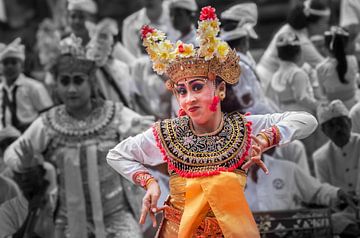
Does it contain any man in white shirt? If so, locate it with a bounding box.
[246,148,356,236]
[64,0,98,47]
[220,3,278,114]
[86,18,137,108]
[245,150,341,212]
[169,0,198,46]
[0,39,53,132]
[313,100,360,236]
[122,0,179,57]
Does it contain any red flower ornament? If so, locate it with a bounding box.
[178,43,185,53]
[141,25,154,39]
[200,6,217,21]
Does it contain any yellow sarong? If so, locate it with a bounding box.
[158,171,260,238]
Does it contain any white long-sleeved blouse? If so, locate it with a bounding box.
[107,111,318,183]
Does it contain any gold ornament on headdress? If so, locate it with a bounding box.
[55,34,95,75]
[141,6,241,90]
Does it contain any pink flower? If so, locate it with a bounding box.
[200,6,217,21]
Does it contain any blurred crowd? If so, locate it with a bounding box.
[0,0,360,237]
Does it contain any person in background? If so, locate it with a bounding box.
[268,31,319,114]
[0,126,21,206]
[122,0,179,57]
[313,100,360,236]
[220,3,278,114]
[169,0,198,46]
[310,34,328,57]
[245,148,351,212]
[349,101,360,134]
[316,26,359,110]
[0,160,57,238]
[86,18,137,108]
[64,0,98,46]
[273,140,311,175]
[246,148,356,237]
[4,36,150,238]
[0,38,53,132]
[340,0,360,63]
[257,0,329,92]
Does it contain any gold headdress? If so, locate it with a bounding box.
[141,6,241,90]
[52,34,95,76]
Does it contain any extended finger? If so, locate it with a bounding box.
[139,206,149,224]
[241,159,253,170]
[139,197,151,224]
[150,194,160,213]
[256,159,269,175]
[149,211,157,227]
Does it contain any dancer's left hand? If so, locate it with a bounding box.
[241,134,269,174]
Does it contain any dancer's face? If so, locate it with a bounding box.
[174,77,218,125]
[56,72,92,111]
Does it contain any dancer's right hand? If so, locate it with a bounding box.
[139,181,161,227]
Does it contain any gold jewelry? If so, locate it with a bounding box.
[257,132,270,147]
[219,91,225,100]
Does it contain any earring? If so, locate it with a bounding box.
[219,91,225,100]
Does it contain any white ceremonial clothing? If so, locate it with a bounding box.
[269,61,318,114]
[340,0,360,27]
[96,58,137,108]
[350,102,360,134]
[313,133,360,233]
[131,56,171,119]
[0,74,53,130]
[313,133,360,194]
[122,1,179,57]
[233,52,278,114]
[316,56,359,110]
[0,195,28,238]
[245,154,338,212]
[274,140,310,175]
[112,42,136,66]
[256,24,324,92]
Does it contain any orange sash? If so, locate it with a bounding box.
[179,172,259,238]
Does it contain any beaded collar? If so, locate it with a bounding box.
[44,101,116,138]
[153,112,252,178]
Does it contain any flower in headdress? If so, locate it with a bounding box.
[216,41,230,62]
[157,40,175,61]
[153,62,167,74]
[200,6,217,21]
[141,25,175,74]
[196,6,223,61]
[175,41,195,58]
[59,34,85,57]
[141,25,155,39]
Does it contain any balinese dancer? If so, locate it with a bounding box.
[4,35,152,238]
[107,6,318,238]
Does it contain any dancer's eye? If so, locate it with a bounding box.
[176,87,187,95]
[192,83,204,92]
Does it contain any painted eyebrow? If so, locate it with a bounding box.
[176,78,206,87]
